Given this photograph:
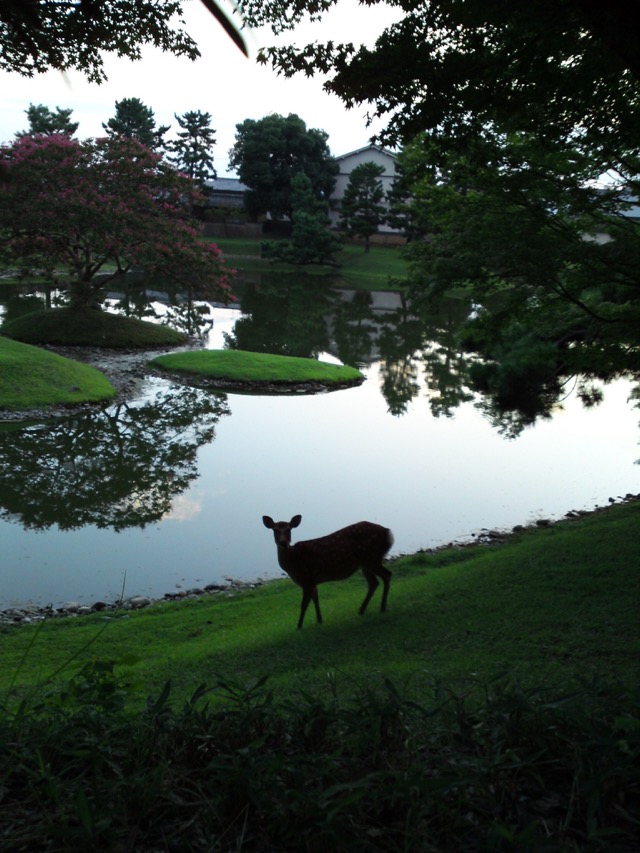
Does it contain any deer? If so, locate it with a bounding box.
[262,514,394,629]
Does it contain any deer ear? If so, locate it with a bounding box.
[262,516,275,529]
[290,515,302,528]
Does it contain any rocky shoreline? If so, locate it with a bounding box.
[2,494,637,627]
[0,576,270,627]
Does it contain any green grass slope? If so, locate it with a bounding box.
[150,348,364,386]
[1,307,187,348]
[1,501,637,851]
[2,500,637,702]
[0,336,116,410]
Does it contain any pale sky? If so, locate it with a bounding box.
[0,0,401,176]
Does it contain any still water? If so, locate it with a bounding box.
[1,299,638,609]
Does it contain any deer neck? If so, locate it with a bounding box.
[276,543,304,583]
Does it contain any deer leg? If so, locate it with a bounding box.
[359,571,379,615]
[312,588,322,624]
[299,586,321,629]
[378,566,392,612]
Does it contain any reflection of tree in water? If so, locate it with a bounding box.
[376,294,425,416]
[332,290,379,367]
[224,274,335,358]
[0,386,229,531]
[108,274,215,338]
[373,294,474,417]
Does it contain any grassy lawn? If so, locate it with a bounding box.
[150,348,364,386]
[0,309,190,412]
[0,336,116,409]
[2,500,637,704]
[1,500,637,850]
[215,235,408,289]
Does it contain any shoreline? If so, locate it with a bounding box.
[3,494,637,626]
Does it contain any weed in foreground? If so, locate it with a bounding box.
[0,663,638,851]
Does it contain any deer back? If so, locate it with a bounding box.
[278,522,393,586]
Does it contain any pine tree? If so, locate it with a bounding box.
[17,104,78,137]
[262,172,342,266]
[102,98,169,150]
[168,111,217,186]
[339,162,387,252]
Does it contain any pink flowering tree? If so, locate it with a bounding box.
[0,134,233,312]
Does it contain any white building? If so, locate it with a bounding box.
[328,144,400,233]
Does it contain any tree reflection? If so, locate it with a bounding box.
[0,386,229,531]
[332,289,380,367]
[224,274,335,357]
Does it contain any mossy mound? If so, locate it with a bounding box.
[0,336,116,410]
[1,308,187,348]
[150,349,365,393]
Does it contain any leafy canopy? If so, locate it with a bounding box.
[0,0,248,82]
[102,98,171,151]
[228,113,339,220]
[0,134,233,312]
[16,103,79,137]
[240,0,640,422]
[239,1,638,150]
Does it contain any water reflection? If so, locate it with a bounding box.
[224,275,336,357]
[2,275,639,439]
[0,281,638,608]
[0,384,229,532]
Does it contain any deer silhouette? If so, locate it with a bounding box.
[262,514,393,629]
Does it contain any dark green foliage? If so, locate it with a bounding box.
[229,113,339,220]
[0,1,201,83]
[16,103,79,137]
[1,665,637,851]
[167,110,217,185]
[102,97,170,150]
[262,172,342,266]
[241,1,638,149]
[339,161,387,251]
[1,307,187,348]
[238,0,640,426]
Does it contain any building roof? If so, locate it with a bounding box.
[334,144,398,163]
[206,177,249,193]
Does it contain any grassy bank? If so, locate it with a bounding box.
[1,500,638,850]
[150,348,364,388]
[0,336,116,409]
[1,306,187,348]
[215,236,408,289]
[2,500,637,701]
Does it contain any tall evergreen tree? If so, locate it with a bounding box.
[16,104,79,137]
[168,111,217,185]
[229,113,338,220]
[339,161,387,252]
[102,98,169,151]
[262,172,342,266]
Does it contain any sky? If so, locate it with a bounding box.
[0,0,402,177]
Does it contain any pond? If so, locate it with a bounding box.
[1,281,638,610]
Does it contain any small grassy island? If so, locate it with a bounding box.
[0,336,116,410]
[150,348,365,392]
[0,311,363,415]
[1,307,187,348]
